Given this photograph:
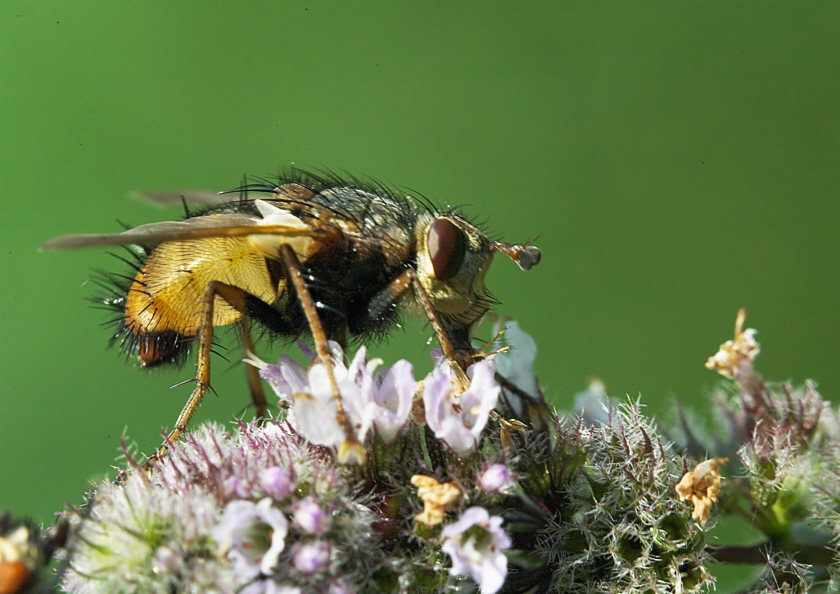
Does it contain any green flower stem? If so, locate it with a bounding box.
[721,479,795,545]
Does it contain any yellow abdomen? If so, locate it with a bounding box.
[125,237,279,338]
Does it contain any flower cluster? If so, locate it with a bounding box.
[251,341,499,460]
[62,422,382,593]
[47,315,840,592]
[677,310,840,591]
[501,402,711,592]
[61,344,509,594]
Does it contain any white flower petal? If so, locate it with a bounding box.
[291,392,344,448]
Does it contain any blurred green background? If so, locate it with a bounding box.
[1,2,838,589]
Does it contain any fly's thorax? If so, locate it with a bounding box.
[414,213,495,322]
[319,187,416,266]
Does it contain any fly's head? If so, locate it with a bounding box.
[414,213,541,345]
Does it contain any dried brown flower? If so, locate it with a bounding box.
[411,475,463,526]
[676,458,728,524]
[705,309,760,382]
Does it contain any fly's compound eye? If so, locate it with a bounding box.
[428,218,466,280]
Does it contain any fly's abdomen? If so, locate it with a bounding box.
[124,237,279,365]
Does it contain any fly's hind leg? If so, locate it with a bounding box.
[238,319,268,418]
[148,281,219,464]
[149,281,295,464]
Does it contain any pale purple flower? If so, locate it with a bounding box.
[213,498,289,579]
[249,342,360,450]
[293,497,329,535]
[224,475,252,499]
[424,358,500,456]
[442,506,511,594]
[362,358,415,443]
[295,344,372,449]
[493,320,538,397]
[290,389,348,450]
[258,354,310,403]
[260,466,295,501]
[256,342,415,449]
[292,541,330,574]
[478,464,514,494]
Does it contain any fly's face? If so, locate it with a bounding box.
[414,213,496,341]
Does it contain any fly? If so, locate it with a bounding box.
[41,170,541,463]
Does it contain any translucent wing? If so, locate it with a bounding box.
[135,182,315,209]
[40,212,331,251]
[133,189,233,208]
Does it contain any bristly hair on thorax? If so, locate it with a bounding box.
[206,168,439,224]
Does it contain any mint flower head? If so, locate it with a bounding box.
[62,421,383,593]
[59,318,840,592]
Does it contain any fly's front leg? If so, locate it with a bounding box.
[277,244,365,465]
[150,281,289,463]
[370,268,471,390]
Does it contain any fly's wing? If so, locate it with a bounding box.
[136,182,318,209]
[40,211,334,251]
[133,189,231,208]
[41,183,403,253]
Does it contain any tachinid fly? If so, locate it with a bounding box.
[42,170,541,463]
